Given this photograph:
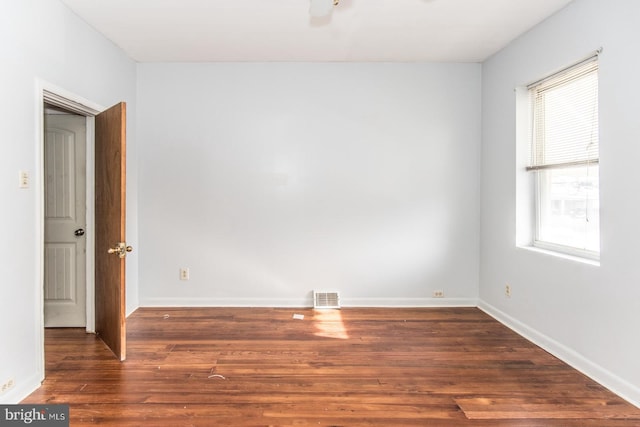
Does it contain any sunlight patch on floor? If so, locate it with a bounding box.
[313,309,349,340]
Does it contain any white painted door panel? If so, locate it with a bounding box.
[44,113,86,327]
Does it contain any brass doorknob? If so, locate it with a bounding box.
[108,242,133,258]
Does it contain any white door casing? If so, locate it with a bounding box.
[43,112,87,327]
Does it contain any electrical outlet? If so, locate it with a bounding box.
[505,284,511,297]
[1,378,14,394]
[179,267,190,281]
[433,290,444,298]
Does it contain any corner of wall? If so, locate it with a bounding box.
[478,299,640,409]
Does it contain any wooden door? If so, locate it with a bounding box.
[43,113,87,327]
[95,102,128,361]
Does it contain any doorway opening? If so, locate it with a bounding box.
[37,85,104,381]
[39,89,102,333]
[43,104,88,328]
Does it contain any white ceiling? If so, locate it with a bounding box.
[60,0,573,63]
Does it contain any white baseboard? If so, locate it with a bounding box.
[139,296,479,308]
[342,297,478,307]
[478,300,640,409]
[139,297,311,308]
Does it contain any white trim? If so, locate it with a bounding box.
[140,297,312,308]
[85,117,96,333]
[42,83,103,116]
[140,297,479,308]
[478,300,640,409]
[342,297,479,308]
[532,240,600,263]
[34,86,46,390]
[35,79,105,383]
[518,244,600,266]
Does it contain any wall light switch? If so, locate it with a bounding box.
[19,170,29,188]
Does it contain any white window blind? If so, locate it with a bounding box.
[527,58,599,171]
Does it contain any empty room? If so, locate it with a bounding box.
[2,0,640,425]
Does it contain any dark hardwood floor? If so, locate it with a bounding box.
[23,307,640,426]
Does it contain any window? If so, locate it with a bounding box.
[527,56,599,259]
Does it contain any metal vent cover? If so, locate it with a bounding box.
[313,291,340,309]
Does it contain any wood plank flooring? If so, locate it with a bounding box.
[23,307,640,426]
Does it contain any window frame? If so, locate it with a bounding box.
[527,53,601,261]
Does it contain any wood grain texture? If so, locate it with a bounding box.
[24,307,640,426]
[94,102,127,361]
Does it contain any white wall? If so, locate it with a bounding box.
[0,1,137,403]
[480,0,640,406]
[137,63,481,307]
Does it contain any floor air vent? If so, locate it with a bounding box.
[313,291,341,309]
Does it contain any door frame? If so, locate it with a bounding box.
[35,81,105,380]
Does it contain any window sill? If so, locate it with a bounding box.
[517,245,600,267]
